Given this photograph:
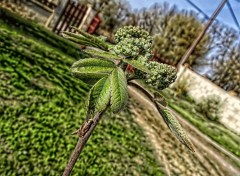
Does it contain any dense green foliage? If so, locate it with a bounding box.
[65,25,194,152]
[64,25,193,153]
[153,12,209,66]
[111,26,177,90]
[210,44,240,97]
[195,95,223,121]
[0,26,164,175]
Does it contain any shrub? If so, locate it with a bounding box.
[171,76,190,98]
[196,95,224,121]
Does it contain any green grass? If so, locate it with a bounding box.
[0,21,163,175]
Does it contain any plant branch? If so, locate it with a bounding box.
[62,109,107,176]
[128,81,167,117]
[127,76,138,82]
[128,81,154,102]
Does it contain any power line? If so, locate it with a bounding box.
[177,0,228,68]
[186,0,239,33]
[185,0,210,20]
[226,0,240,32]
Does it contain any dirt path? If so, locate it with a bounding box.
[128,86,240,176]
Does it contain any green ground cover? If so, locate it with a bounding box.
[0,21,163,175]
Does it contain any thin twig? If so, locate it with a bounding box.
[128,81,154,102]
[128,81,167,119]
[62,109,107,176]
[127,76,138,82]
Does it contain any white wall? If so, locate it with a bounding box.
[173,66,240,135]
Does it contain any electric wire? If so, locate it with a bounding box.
[226,0,240,32]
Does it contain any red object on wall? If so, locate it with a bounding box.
[87,15,101,34]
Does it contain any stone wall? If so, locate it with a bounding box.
[173,66,240,134]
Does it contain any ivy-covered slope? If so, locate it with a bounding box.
[0,26,163,175]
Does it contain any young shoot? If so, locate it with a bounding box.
[62,26,194,176]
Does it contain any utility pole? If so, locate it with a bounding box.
[177,0,228,69]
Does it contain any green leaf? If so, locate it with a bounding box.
[71,58,116,83]
[72,58,115,68]
[96,76,112,112]
[110,68,128,112]
[123,59,150,74]
[62,32,100,48]
[155,102,194,151]
[62,32,88,41]
[86,76,112,115]
[71,70,107,79]
[64,27,109,50]
[85,50,123,61]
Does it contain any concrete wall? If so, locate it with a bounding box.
[173,66,240,135]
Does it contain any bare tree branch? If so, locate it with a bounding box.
[62,109,107,176]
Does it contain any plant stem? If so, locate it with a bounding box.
[128,81,167,117]
[129,81,167,106]
[62,110,106,176]
[127,76,138,82]
[128,81,154,102]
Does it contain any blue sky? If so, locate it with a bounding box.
[127,0,240,31]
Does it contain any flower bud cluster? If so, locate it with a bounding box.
[111,26,152,58]
[144,62,177,90]
[111,26,177,90]
[114,26,150,43]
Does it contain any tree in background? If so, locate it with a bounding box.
[203,21,239,96]
[193,21,238,73]
[210,43,240,96]
[207,22,238,54]
[81,0,131,34]
[99,0,131,33]
[125,2,178,35]
[153,11,210,66]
